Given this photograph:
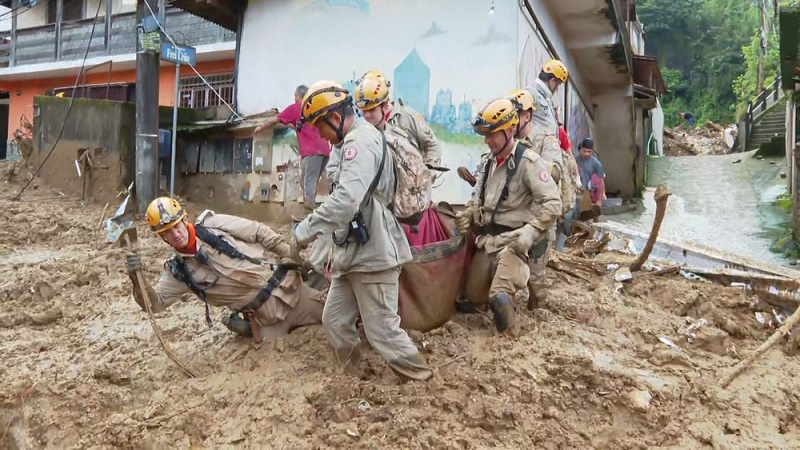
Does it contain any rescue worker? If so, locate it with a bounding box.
[290,80,433,381]
[355,70,442,168]
[455,98,561,336]
[526,59,569,136]
[353,72,434,226]
[507,89,566,307]
[123,197,324,342]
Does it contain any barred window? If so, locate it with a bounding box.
[178,73,234,108]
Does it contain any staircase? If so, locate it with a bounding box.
[745,76,786,151]
[747,97,787,151]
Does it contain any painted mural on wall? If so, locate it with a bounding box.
[516,23,566,118]
[567,86,593,155]
[238,0,519,203]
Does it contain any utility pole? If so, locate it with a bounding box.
[757,0,767,93]
[134,0,161,213]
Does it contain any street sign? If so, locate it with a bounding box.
[160,42,196,66]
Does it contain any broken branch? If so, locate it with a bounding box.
[630,186,671,272]
[720,303,800,388]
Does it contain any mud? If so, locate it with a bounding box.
[2,160,800,449]
[663,125,730,157]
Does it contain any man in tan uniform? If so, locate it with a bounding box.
[455,98,561,336]
[356,70,442,168]
[290,80,432,381]
[124,197,324,342]
[507,89,565,308]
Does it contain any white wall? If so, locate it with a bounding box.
[238,0,519,204]
[0,6,10,32]
[522,0,592,109]
[17,1,48,29]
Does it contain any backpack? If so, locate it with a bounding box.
[385,125,433,225]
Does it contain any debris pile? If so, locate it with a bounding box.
[663,121,734,156]
[2,163,800,448]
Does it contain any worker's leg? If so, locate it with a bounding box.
[321,275,362,372]
[301,155,326,211]
[350,267,433,381]
[489,247,530,336]
[528,227,555,310]
[460,247,495,312]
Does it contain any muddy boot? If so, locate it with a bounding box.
[388,352,434,382]
[221,312,253,338]
[490,292,517,337]
[333,345,362,375]
[527,281,548,311]
[456,297,479,314]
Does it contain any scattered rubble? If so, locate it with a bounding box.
[663,121,734,156]
[2,161,800,448]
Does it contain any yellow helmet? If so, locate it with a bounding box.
[354,73,390,111]
[301,80,351,126]
[361,70,390,85]
[542,59,568,83]
[507,89,536,112]
[146,197,186,233]
[471,98,519,136]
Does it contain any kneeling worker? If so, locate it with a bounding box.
[456,98,561,336]
[124,197,324,342]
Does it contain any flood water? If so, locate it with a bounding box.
[610,150,792,267]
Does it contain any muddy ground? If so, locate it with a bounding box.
[3,162,800,449]
[663,126,731,157]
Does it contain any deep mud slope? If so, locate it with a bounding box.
[2,168,800,449]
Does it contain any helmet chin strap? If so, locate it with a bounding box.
[321,106,349,143]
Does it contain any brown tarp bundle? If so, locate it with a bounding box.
[398,209,467,332]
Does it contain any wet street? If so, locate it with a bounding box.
[610,150,791,266]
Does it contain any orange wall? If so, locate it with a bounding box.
[0,59,235,138]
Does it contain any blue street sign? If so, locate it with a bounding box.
[160,42,196,66]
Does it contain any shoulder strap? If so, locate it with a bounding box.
[165,255,213,327]
[489,142,528,225]
[195,225,262,265]
[359,130,388,212]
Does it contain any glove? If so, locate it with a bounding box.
[496,224,543,256]
[455,203,476,235]
[290,230,309,265]
[125,253,142,274]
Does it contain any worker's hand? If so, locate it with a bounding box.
[125,253,142,274]
[455,205,475,235]
[497,224,543,256]
[290,229,308,265]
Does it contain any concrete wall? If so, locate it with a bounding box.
[594,87,639,197]
[33,96,135,202]
[174,125,311,223]
[0,58,234,148]
[32,96,207,202]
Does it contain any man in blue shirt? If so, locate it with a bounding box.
[576,138,606,206]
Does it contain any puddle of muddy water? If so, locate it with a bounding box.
[610,151,791,267]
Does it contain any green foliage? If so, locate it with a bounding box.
[733,28,781,107]
[428,124,483,146]
[640,0,778,125]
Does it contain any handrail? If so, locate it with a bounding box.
[744,75,783,150]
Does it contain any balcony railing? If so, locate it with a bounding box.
[0,8,235,69]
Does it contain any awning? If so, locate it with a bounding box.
[171,0,239,32]
[632,55,667,94]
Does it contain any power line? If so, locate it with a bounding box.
[142,0,244,122]
[12,0,104,201]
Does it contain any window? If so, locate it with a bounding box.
[48,0,85,24]
[178,73,234,108]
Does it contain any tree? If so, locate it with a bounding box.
[639,0,771,125]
